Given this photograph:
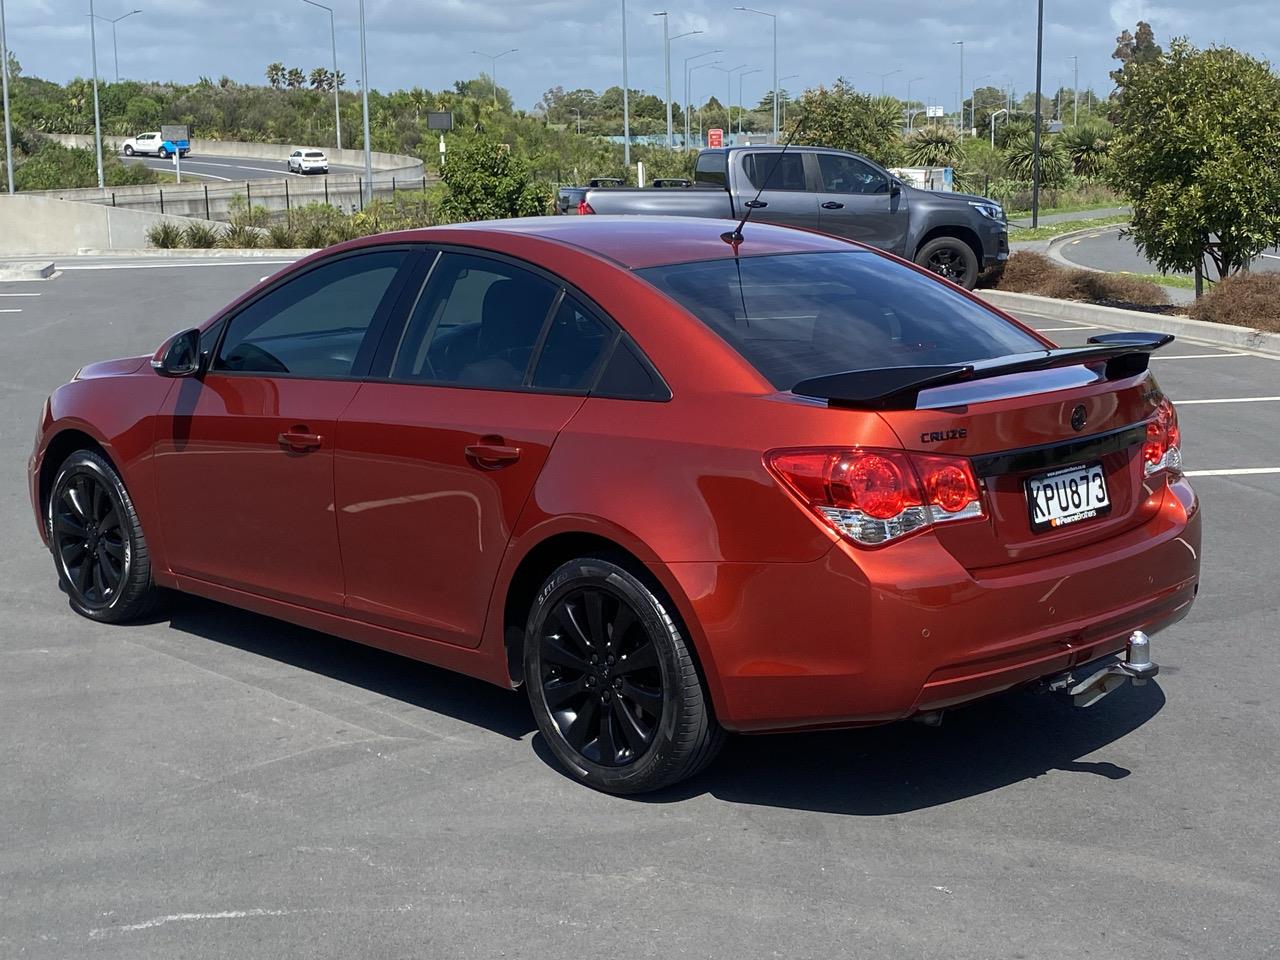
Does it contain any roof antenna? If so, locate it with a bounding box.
[721,114,808,255]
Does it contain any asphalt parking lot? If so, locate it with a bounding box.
[2,260,1277,959]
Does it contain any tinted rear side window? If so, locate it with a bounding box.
[694,151,728,187]
[742,153,807,191]
[637,251,1044,390]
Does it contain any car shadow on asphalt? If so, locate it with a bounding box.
[165,595,1164,814]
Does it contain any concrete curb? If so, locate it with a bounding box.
[73,248,320,258]
[0,261,56,280]
[976,289,1280,358]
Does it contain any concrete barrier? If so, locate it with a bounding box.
[0,193,216,255]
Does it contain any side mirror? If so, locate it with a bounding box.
[889,179,903,197]
[151,328,203,378]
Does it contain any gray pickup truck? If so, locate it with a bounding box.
[572,146,1009,289]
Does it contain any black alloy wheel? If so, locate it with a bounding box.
[48,450,162,623]
[915,236,980,289]
[524,557,724,794]
[538,585,665,767]
[53,471,126,609]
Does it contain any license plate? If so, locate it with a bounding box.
[1026,462,1111,532]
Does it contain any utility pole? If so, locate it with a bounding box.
[621,0,630,165]
[952,40,964,137]
[0,0,14,194]
[301,0,341,150]
[88,0,105,190]
[1032,0,1044,228]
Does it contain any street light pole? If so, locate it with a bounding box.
[358,0,371,203]
[989,107,1007,147]
[684,49,721,147]
[688,59,720,147]
[779,72,797,127]
[970,72,989,134]
[301,0,341,150]
[655,17,702,149]
[621,0,630,166]
[733,6,777,143]
[952,39,964,137]
[89,10,141,84]
[88,0,104,189]
[1031,0,1044,228]
[470,48,516,110]
[0,0,14,194]
[712,64,748,142]
[738,67,761,134]
[878,68,900,95]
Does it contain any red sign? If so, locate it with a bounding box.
[708,128,724,148]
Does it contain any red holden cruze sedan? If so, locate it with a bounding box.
[29,217,1200,793]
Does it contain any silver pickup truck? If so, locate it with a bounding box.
[570,146,1009,289]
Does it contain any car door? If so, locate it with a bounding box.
[814,152,910,254]
[152,247,416,613]
[334,249,616,647]
[735,151,820,231]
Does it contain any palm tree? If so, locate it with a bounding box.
[904,126,961,167]
[333,70,346,90]
[310,67,331,91]
[266,62,285,89]
[286,67,306,91]
[408,87,429,119]
[1060,123,1112,177]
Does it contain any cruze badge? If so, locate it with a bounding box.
[920,428,967,443]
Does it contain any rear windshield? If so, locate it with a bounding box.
[636,251,1044,389]
[305,151,325,158]
[694,151,728,188]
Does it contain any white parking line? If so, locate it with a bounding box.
[0,308,21,313]
[1153,352,1248,360]
[1177,396,1280,405]
[1034,325,1103,332]
[0,292,41,297]
[1184,468,1280,477]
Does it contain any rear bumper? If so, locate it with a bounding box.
[673,478,1200,733]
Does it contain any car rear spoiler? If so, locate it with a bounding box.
[791,333,1175,410]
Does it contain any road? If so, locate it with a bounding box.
[122,154,369,182]
[1,259,1277,959]
[1053,223,1280,278]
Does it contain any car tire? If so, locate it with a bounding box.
[158,147,169,159]
[915,236,980,289]
[123,144,134,157]
[47,449,165,624]
[524,557,724,795]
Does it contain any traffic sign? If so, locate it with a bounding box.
[926,105,945,119]
[708,128,724,148]
[427,112,454,131]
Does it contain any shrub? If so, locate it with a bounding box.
[226,196,272,229]
[1188,272,1280,332]
[991,251,1167,306]
[266,222,299,249]
[182,221,223,248]
[903,126,961,168]
[439,138,551,222]
[1060,123,1112,177]
[1003,133,1070,188]
[146,221,184,249]
[220,223,263,249]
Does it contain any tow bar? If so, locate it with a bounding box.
[1045,631,1159,708]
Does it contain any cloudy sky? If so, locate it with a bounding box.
[1,0,1272,111]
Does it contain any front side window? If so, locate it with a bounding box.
[392,253,560,389]
[818,153,889,195]
[215,250,407,377]
[742,152,807,191]
[637,251,1044,390]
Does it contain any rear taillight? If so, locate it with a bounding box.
[1143,397,1182,477]
[578,200,595,215]
[766,448,985,547]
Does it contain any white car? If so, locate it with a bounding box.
[121,132,189,159]
[288,150,330,175]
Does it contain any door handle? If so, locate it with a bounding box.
[465,438,522,469]
[744,199,768,209]
[278,428,323,453]
[821,201,845,210]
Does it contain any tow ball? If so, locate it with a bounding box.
[1045,631,1160,708]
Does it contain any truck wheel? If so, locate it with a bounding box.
[158,147,169,159]
[123,144,135,157]
[915,237,979,289]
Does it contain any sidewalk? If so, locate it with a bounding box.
[1007,206,1130,229]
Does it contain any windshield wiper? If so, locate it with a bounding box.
[791,333,1175,410]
